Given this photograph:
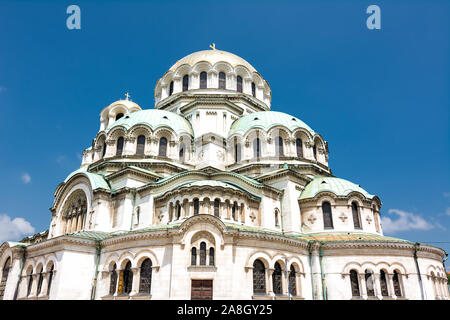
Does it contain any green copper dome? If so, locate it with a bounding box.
[228,111,315,137]
[299,177,375,200]
[105,109,193,136]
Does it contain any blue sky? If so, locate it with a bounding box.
[0,1,449,261]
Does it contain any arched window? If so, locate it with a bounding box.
[176,203,181,220]
[169,81,174,96]
[352,202,362,229]
[27,273,33,297]
[274,209,280,227]
[232,203,237,220]
[393,271,402,297]
[253,137,261,159]
[123,261,133,295]
[322,201,334,229]
[109,264,117,295]
[350,270,360,297]
[296,138,303,158]
[251,82,256,97]
[214,199,220,217]
[313,145,317,160]
[102,142,106,158]
[289,265,297,296]
[194,199,199,215]
[139,258,152,294]
[272,262,282,295]
[209,248,215,266]
[47,265,54,296]
[116,137,124,156]
[365,270,375,297]
[179,142,185,162]
[191,247,197,266]
[253,259,266,294]
[37,268,43,296]
[158,137,167,157]
[219,72,226,89]
[380,270,389,297]
[182,75,189,91]
[200,71,207,89]
[115,113,124,121]
[235,143,241,163]
[136,135,145,155]
[0,258,11,299]
[237,76,243,93]
[275,136,284,157]
[200,242,207,266]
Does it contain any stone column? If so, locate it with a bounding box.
[374,272,382,300]
[38,272,49,297]
[114,270,121,296]
[28,274,39,298]
[387,273,396,299]
[359,274,367,299]
[267,268,274,296]
[130,268,140,296]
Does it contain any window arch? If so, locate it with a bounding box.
[380,270,389,297]
[350,270,360,297]
[27,272,33,297]
[275,136,284,157]
[253,259,266,294]
[289,265,297,296]
[393,270,402,297]
[251,82,256,97]
[214,199,220,217]
[296,138,303,158]
[193,199,199,215]
[139,259,152,294]
[209,248,215,266]
[352,202,362,229]
[272,262,282,295]
[313,145,317,160]
[115,113,124,121]
[253,137,261,159]
[136,135,145,155]
[122,261,133,295]
[179,142,185,162]
[200,71,207,89]
[158,137,167,157]
[365,270,375,297]
[274,209,280,227]
[176,203,181,220]
[232,202,237,220]
[219,72,226,89]
[47,264,54,296]
[235,143,241,163]
[102,142,106,158]
[109,263,117,295]
[191,247,197,266]
[0,257,11,299]
[169,81,174,96]
[237,76,243,93]
[199,242,207,266]
[36,267,44,296]
[322,201,334,229]
[182,75,189,91]
[116,136,124,156]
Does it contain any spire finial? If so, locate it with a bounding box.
[209,42,216,50]
[125,92,130,100]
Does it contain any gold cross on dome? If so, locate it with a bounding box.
[209,42,216,50]
[125,92,130,100]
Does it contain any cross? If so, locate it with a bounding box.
[308,215,317,224]
[249,212,256,223]
[339,213,348,222]
[209,42,216,50]
[125,92,130,100]
[366,215,372,224]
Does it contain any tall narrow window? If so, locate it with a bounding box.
[365,270,375,297]
[393,271,402,297]
[237,76,243,93]
[169,81,174,96]
[139,259,152,294]
[116,137,124,156]
[109,264,117,295]
[209,248,215,266]
[296,138,303,158]
[313,145,317,160]
[37,269,43,296]
[214,199,220,217]
[115,113,124,121]
[350,270,360,297]
[176,203,181,220]
[191,248,197,266]
[200,242,207,266]
[47,265,54,296]
[27,273,33,297]
[182,75,189,91]
[322,201,334,229]
[289,265,297,296]
[380,270,389,297]
[232,203,237,220]
[253,260,266,294]
[251,82,256,97]
[235,143,241,163]
[276,136,284,157]
[179,142,185,162]
[272,262,282,295]
[123,261,133,294]
[136,135,145,155]
[274,209,280,227]
[194,199,199,215]
[0,258,11,299]
[352,202,362,229]
[102,142,106,158]
[200,71,207,88]
[158,137,167,157]
[219,72,226,89]
[253,138,261,159]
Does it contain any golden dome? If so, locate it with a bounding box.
[169,49,257,73]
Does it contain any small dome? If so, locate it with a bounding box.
[169,49,257,73]
[228,111,315,137]
[104,109,193,136]
[299,177,375,200]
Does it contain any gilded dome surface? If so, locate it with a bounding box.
[299,177,375,200]
[169,49,257,73]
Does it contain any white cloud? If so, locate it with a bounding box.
[0,214,35,243]
[381,209,435,234]
[21,172,31,184]
[444,192,450,198]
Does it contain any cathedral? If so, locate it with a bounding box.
[0,47,448,300]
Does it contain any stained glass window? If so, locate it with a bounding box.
[393,271,402,297]
[116,137,124,156]
[237,76,243,93]
[139,259,152,294]
[209,248,215,266]
[296,138,303,158]
[219,72,226,89]
[253,259,265,294]
[136,135,145,155]
[200,242,207,266]
[289,265,297,296]
[322,202,334,229]
[200,72,207,89]
[158,137,167,157]
[350,270,360,297]
[123,261,133,294]
[109,264,117,295]
[365,270,375,297]
[191,248,197,266]
[272,262,282,295]
[380,270,389,297]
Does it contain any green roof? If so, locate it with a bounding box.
[229,111,315,137]
[64,168,111,191]
[105,109,193,136]
[299,176,375,200]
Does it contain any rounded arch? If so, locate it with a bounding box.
[134,249,160,269]
[44,255,57,273]
[107,126,127,141]
[102,253,120,272]
[117,252,135,269]
[179,215,225,249]
[192,61,214,74]
[342,262,364,274]
[245,251,271,270]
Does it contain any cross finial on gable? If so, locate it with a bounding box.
[209,42,216,50]
[125,92,130,100]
